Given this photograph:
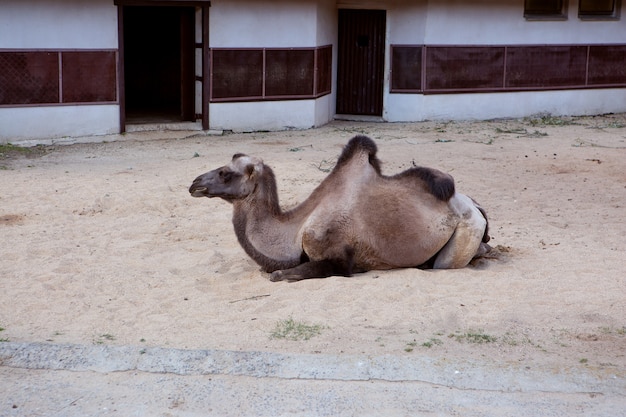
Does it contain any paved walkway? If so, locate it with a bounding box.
[1,342,624,416]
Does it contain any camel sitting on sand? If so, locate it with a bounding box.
[189,135,491,281]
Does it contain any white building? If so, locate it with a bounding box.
[1,0,625,143]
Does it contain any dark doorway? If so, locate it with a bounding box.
[123,6,195,124]
[336,9,386,116]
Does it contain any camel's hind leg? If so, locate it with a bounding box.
[433,193,488,269]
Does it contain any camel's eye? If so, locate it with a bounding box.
[219,169,233,182]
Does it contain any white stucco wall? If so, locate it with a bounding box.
[387,1,428,44]
[209,100,318,132]
[0,0,119,143]
[208,0,337,131]
[210,0,318,47]
[0,105,120,142]
[315,0,339,124]
[0,0,117,49]
[1,0,625,142]
[383,0,626,122]
[386,89,626,122]
[422,0,625,45]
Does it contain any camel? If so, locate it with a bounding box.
[189,135,491,281]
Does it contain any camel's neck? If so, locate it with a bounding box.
[231,166,309,273]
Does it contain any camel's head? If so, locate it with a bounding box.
[189,153,264,201]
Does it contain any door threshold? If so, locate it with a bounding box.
[334,114,385,122]
[125,121,204,132]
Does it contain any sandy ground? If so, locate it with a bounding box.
[1,115,625,414]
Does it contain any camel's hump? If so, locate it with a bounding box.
[336,136,381,173]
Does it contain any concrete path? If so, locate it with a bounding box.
[1,342,624,416]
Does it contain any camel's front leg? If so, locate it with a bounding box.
[270,248,356,282]
[270,260,339,281]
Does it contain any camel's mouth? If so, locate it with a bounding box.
[190,186,209,197]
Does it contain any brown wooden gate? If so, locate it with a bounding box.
[337,9,386,116]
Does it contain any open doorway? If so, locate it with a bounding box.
[122,6,195,124]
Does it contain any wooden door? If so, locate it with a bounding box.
[336,9,386,116]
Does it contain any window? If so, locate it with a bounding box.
[425,47,505,91]
[265,49,315,97]
[210,46,332,102]
[211,49,264,100]
[391,46,423,92]
[62,51,117,103]
[0,52,59,105]
[579,0,621,20]
[524,0,568,20]
[0,50,117,106]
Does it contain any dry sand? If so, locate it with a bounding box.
[1,115,625,377]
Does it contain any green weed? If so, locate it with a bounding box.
[94,333,116,344]
[450,330,497,344]
[270,317,326,341]
[528,114,575,126]
[422,338,443,348]
[404,341,417,352]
